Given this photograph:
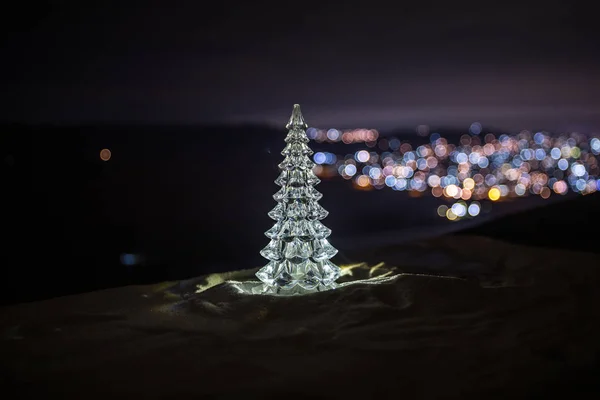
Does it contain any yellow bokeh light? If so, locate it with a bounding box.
[488,187,501,201]
[356,175,370,187]
[462,178,475,190]
[446,208,458,220]
[570,147,581,158]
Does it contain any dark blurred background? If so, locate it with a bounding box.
[2,0,599,304]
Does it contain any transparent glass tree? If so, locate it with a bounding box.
[256,104,341,294]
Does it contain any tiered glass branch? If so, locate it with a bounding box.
[256,104,341,293]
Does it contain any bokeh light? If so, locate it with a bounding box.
[468,202,481,216]
[488,187,501,201]
[100,148,111,161]
[306,125,600,221]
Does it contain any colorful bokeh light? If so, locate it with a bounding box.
[308,126,600,221]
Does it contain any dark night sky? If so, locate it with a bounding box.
[1,0,600,131]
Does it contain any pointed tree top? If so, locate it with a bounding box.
[286,104,308,129]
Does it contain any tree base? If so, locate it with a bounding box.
[230,281,339,296]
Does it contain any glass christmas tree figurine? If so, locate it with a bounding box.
[256,104,341,293]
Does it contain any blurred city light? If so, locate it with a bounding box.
[307,126,600,221]
[100,148,111,161]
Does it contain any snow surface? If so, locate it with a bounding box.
[2,235,600,398]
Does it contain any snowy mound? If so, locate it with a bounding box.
[2,236,600,398]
